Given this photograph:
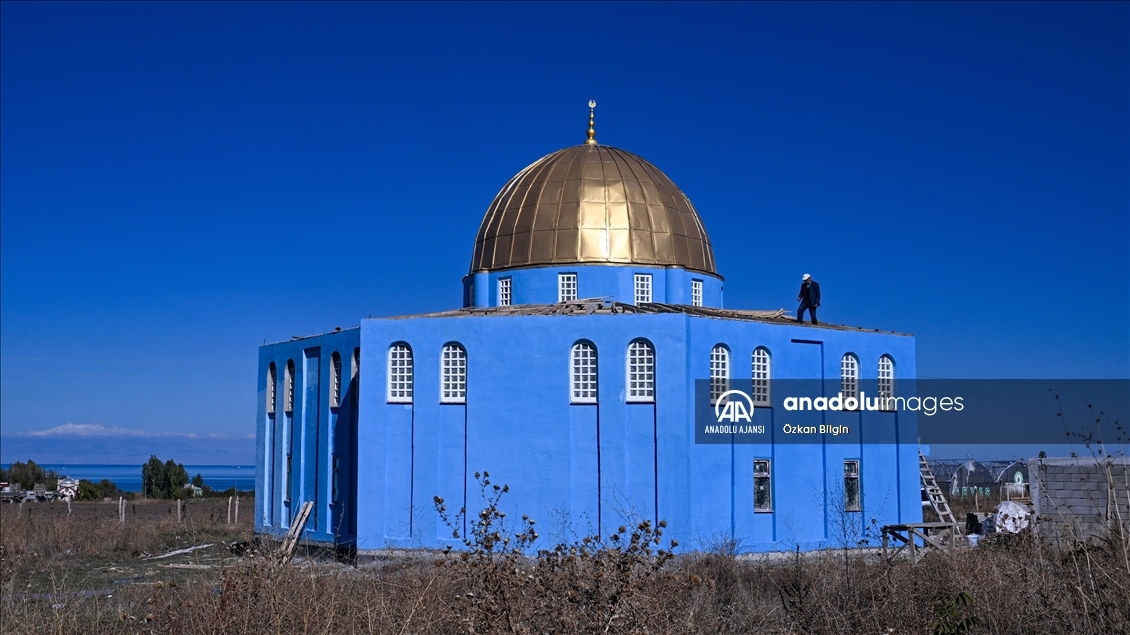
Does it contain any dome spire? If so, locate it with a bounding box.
[584,100,597,145]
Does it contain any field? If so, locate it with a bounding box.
[2,494,1128,634]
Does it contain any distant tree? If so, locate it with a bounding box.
[98,479,124,499]
[75,478,126,501]
[5,460,59,490]
[1039,451,1047,458]
[192,473,204,488]
[142,455,163,498]
[141,455,191,499]
[164,458,187,494]
[77,479,102,501]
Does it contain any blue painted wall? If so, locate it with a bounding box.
[463,265,723,308]
[256,328,360,546]
[339,311,917,552]
[257,270,919,553]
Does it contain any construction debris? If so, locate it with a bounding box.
[881,449,961,562]
[279,501,314,564]
[380,299,901,334]
[986,501,1032,534]
[143,544,214,560]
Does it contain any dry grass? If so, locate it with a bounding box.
[2,493,1128,634]
[1,498,253,634]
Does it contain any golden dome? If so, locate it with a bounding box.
[470,144,717,275]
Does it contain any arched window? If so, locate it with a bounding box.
[351,347,360,407]
[441,344,467,403]
[570,342,598,403]
[330,352,342,408]
[267,362,277,415]
[285,359,295,413]
[710,345,730,405]
[387,344,413,403]
[877,355,895,409]
[841,353,859,402]
[626,340,655,403]
[751,347,771,406]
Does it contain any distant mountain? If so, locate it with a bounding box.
[1,424,254,464]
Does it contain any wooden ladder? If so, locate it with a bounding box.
[279,501,314,564]
[919,449,956,525]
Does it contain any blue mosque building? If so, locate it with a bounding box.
[255,106,921,553]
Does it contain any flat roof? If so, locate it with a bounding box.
[267,300,911,346]
[378,299,911,336]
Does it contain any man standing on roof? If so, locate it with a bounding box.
[796,274,820,325]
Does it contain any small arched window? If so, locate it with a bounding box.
[751,347,771,406]
[351,347,360,407]
[570,342,598,404]
[267,362,277,415]
[388,344,413,403]
[441,344,467,403]
[877,355,895,409]
[285,360,295,413]
[626,340,655,403]
[710,345,730,405]
[841,353,859,402]
[330,352,342,408]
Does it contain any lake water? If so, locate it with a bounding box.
[3,464,255,492]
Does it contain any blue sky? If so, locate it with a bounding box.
[1,2,1127,463]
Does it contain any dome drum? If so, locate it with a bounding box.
[464,264,723,309]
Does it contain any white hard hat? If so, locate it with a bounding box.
[802,273,811,280]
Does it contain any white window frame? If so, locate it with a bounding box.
[267,362,277,415]
[751,347,770,406]
[844,460,861,511]
[754,459,772,512]
[841,353,859,405]
[498,277,512,307]
[558,273,578,302]
[331,454,340,504]
[710,345,730,406]
[877,355,895,410]
[441,344,467,404]
[285,359,295,413]
[634,273,653,304]
[285,451,293,505]
[330,352,342,408]
[351,347,360,407]
[626,340,655,403]
[570,342,598,404]
[691,279,703,307]
[387,344,414,403]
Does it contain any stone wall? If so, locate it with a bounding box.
[1030,457,1130,544]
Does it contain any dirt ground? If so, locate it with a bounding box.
[0,499,254,601]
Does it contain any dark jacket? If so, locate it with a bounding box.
[798,280,821,306]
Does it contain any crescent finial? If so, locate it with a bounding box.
[585,100,597,145]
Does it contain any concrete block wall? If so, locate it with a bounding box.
[1030,457,1130,544]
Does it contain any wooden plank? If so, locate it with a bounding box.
[279,501,314,564]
